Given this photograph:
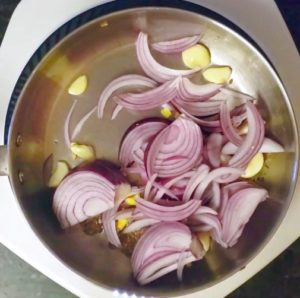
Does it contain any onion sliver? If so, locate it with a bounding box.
[102,207,121,247]
[152,35,201,53]
[64,100,77,147]
[229,102,265,169]
[177,77,221,102]
[116,79,177,111]
[136,198,201,221]
[145,115,203,178]
[222,188,268,247]
[220,101,243,146]
[136,32,200,83]
[119,119,168,168]
[97,74,157,118]
[123,218,160,234]
[207,133,224,168]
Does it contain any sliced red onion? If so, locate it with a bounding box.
[144,174,158,200]
[193,167,243,200]
[115,79,177,111]
[152,35,201,53]
[174,97,223,117]
[222,188,268,247]
[203,181,221,210]
[229,102,265,168]
[220,101,243,146]
[182,164,210,202]
[219,87,255,101]
[115,208,135,220]
[177,251,191,281]
[136,32,199,83]
[102,207,121,248]
[53,161,128,229]
[123,218,160,234]
[172,102,221,128]
[177,77,221,102]
[111,104,123,120]
[97,74,157,118]
[222,137,284,155]
[64,99,77,147]
[119,119,168,168]
[145,115,203,178]
[206,133,224,168]
[219,181,253,218]
[136,198,201,221]
[71,106,97,140]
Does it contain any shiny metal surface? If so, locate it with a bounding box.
[0,145,8,176]
[5,7,298,297]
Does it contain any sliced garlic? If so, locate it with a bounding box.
[125,195,137,206]
[197,231,211,252]
[182,44,211,69]
[70,142,95,161]
[202,66,232,84]
[242,153,264,178]
[48,161,70,187]
[160,105,172,119]
[68,75,88,95]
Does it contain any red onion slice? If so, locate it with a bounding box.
[136,198,202,221]
[119,119,168,168]
[136,32,200,83]
[97,74,157,118]
[193,167,243,200]
[123,218,160,234]
[177,77,221,102]
[71,106,97,140]
[152,35,201,53]
[229,102,265,168]
[222,188,268,247]
[115,79,178,111]
[111,104,123,120]
[206,133,224,168]
[145,115,203,178]
[220,101,243,146]
[64,100,77,147]
[222,137,284,155]
[102,207,121,248]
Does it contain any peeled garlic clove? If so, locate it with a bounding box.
[242,153,264,178]
[70,142,95,161]
[182,44,211,69]
[68,75,88,95]
[117,218,129,231]
[197,231,211,252]
[48,161,70,187]
[202,66,232,84]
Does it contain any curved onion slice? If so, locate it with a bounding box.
[131,222,197,284]
[152,35,201,53]
[177,77,221,102]
[53,161,128,229]
[222,188,268,247]
[119,119,168,169]
[136,32,200,83]
[71,106,97,140]
[229,102,265,169]
[136,198,201,221]
[220,101,243,146]
[115,79,177,110]
[193,167,243,201]
[123,218,160,234]
[64,100,77,147]
[219,181,253,218]
[222,137,284,155]
[102,207,121,247]
[97,74,157,118]
[145,115,203,178]
[203,181,221,210]
[206,133,224,168]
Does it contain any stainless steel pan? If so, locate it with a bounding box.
[0,2,298,297]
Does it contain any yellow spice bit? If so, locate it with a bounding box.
[68,75,88,95]
[160,106,172,119]
[48,161,70,187]
[70,142,95,161]
[182,44,211,69]
[117,219,129,231]
[197,231,211,252]
[125,195,137,206]
[242,153,264,178]
[202,66,232,84]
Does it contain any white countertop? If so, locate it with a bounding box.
[0,1,299,297]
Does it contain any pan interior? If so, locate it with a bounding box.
[8,7,297,297]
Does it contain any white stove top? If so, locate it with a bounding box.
[0,1,299,297]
